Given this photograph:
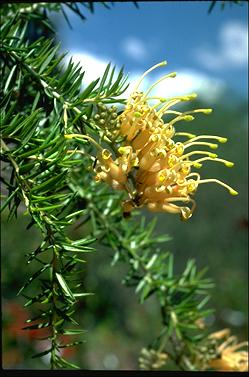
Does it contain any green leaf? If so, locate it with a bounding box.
[55,355,80,369]
[54,318,64,326]
[8,109,41,138]
[31,91,41,112]
[167,254,174,278]
[73,292,94,297]
[145,254,158,270]
[31,202,66,212]
[73,258,86,264]
[18,136,59,159]
[80,78,99,101]
[25,311,50,323]
[208,0,217,13]
[60,5,73,29]
[71,237,96,246]
[59,340,85,348]
[0,186,19,213]
[197,295,211,309]
[4,65,17,93]
[61,244,94,252]
[62,329,87,335]
[140,284,153,303]
[65,3,87,21]
[175,325,182,340]
[58,340,84,348]
[106,64,116,92]
[22,321,50,330]
[96,62,111,95]
[135,278,146,294]
[17,264,50,295]
[107,66,124,95]
[32,348,52,359]
[55,272,75,302]
[38,43,60,74]
[30,171,66,194]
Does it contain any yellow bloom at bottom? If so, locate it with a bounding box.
[208,329,248,372]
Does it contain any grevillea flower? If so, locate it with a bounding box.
[93,61,238,220]
[207,328,248,372]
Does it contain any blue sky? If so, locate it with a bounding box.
[51,1,248,103]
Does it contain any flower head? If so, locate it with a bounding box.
[207,328,248,372]
[94,61,238,219]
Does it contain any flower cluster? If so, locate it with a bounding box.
[138,347,168,370]
[207,328,248,372]
[94,61,237,220]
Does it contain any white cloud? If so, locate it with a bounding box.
[195,21,248,70]
[221,21,248,65]
[121,37,148,61]
[64,51,225,102]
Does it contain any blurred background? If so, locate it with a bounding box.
[2,1,248,370]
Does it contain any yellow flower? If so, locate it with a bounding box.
[94,61,238,219]
[208,328,248,372]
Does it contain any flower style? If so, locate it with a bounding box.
[93,60,238,220]
[207,328,248,372]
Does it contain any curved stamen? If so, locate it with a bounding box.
[226,341,249,353]
[157,99,183,116]
[143,72,177,98]
[169,156,233,172]
[166,197,196,212]
[168,114,195,126]
[163,109,182,116]
[157,93,197,116]
[210,158,234,167]
[218,336,239,352]
[184,141,218,150]
[186,172,201,181]
[67,149,96,161]
[166,196,191,203]
[185,135,228,143]
[128,61,167,105]
[64,134,103,151]
[175,132,196,139]
[198,179,238,195]
[184,108,213,115]
[179,151,217,160]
